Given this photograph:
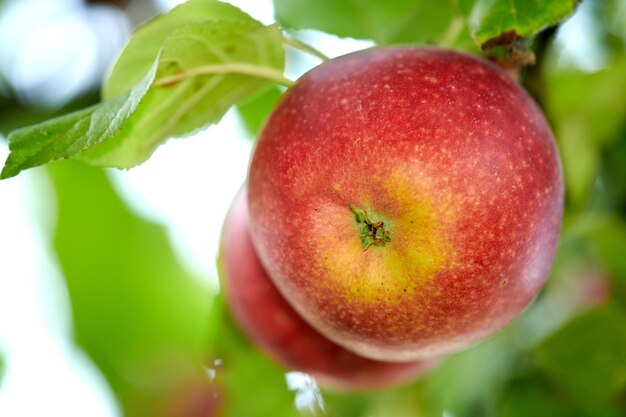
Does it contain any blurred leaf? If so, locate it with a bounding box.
[469,0,577,47]
[235,86,283,138]
[498,370,623,417]
[588,218,626,283]
[1,12,286,179]
[424,334,516,417]
[595,0,626,57]
[562,212,626,303]
[207,295,302,417]
[359,387,438,417]
[323,376,442,417]
[273,0,474,47]
[0,93,100,136]
[601,129,626,210]
[533,305,626,405]
[498,373,565,417]
[48,161,213,417]
[104,0,254,100]
[548,59,626,147]
[547,59,626,205]
[558,118,600,206]
[321,392,371,417]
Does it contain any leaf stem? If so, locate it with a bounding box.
[283,35,330,62]
[154,63,294,88]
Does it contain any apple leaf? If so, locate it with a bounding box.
[547,58,626,205]
[556,118,599,207]
[0,67,155,179]
[586,217,626,285]
[602,135,626,211]
[235,86,283,137]
[548,59,626,148]
[0,10,286,179]
[533,305,626,404]
[103,0,254,100]
[495,371,621,417]
[206,295,302,417]
[48,161,213,415]
[563,214,626,294]
[425,333,516,416]
[273,0,473,48]
[469,0,578,48]
[78,21,286,168]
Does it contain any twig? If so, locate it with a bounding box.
[283,35,330,62]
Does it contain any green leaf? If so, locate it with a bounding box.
[48,161,213,416]
[0,351,4,385]
[1,14,286,179]
[273,0,474,48]
[497,370,623,417]
[548,59,626,148]
[0,92,100,136]
[562,213,626,305]
[601,131,626,209]
[469,0,578,47]
[235,86,283,137]
[588,218,626,283]
[103,0,254,100]
[425,334,517,417]
[533,305,626,405]
[0,67,155,179]
[207,296,302,417]
[80,21,286,168]
[557,118,600,206]
[547,59,626,205]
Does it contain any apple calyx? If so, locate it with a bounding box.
[349,204,392,251]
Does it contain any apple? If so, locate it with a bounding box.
[219,190,435,390]
[247,47,563,361]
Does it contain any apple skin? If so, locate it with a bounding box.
[219,190,435,390]
[247,47,564,361]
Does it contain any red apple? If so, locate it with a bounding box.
[247,47,563,361]
[219,190,434,390]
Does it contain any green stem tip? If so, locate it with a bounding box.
[349,204,391,251]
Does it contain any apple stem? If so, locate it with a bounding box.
[282,35,330,62]
[349,204,391,251]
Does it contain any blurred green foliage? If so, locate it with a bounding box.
[0,93,100,136]
[1,0,287,178]
[547,59,626,206]
[49,161,213,417]
[273,0,473,48]
[207,296,301,417]
[534,305,626,406]
[2,0,626,416]
[235,86,283,138]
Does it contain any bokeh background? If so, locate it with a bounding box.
[1,0,625,416]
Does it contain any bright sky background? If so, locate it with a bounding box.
[0,0,599,414]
